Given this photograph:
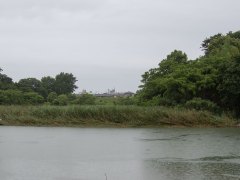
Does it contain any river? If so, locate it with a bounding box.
[0,127,240,180]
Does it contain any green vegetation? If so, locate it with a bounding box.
[0,70,78,105]
[137,31,240,117]
[1,30,240,127]
[0,105,235,127]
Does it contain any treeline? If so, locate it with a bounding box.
[0,70,135,106]
[0,71,79,105]
[136,31,240,116]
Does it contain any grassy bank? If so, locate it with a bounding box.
[0,105,236,127]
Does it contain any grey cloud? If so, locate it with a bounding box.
[0,0,240,92]
[0,0,104,16]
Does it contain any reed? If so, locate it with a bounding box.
[0,105,235,127]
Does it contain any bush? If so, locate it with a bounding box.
[185,98,220,113]
[116,97,136,105]
[53,94,68,106]
[139,96,175,106]
[73,94,96,105]
[47,92,58,103]
[0,90,24,105]
[23,92,44,105]
[67,93,77,102]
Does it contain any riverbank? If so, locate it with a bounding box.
[0,105,236,127]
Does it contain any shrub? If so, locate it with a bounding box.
[0,90,24,105]
[53,94,68,106]
[118,97,136,105]
[23,92,44,105]
[141,96,175,106]
[67,93,77,102]
[185,98,220,113]
[47,92,58,103]
[73,94,96,105]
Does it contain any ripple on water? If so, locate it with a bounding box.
[146,157,240,180]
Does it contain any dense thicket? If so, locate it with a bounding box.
[137,31,240,116]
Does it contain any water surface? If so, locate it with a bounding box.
[0,127,240,180]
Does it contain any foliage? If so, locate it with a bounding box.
[0,68,15,90]
[1,30,240,118]
[137,30,240,116]
[41,76,56,94]
[67,93,77,103]
[185,98,220,113]
[17,78,47,98]
[73,94,96,105]
[53,94,69,106]
[0,105,235,127]
[95,96,137,106]
[0,69,78,105]
[0,90,44,105]
[218,55,240,116]
[23,92,44,105]
[0,90,24,105]
[47,92,58,103]
[116,97,136,105]
[140,50,188,85]
[54,72,78,95]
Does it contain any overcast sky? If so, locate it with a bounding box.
[0,0,239,93]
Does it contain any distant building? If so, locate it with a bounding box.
[94,89,135,98]
[80,89,87,94]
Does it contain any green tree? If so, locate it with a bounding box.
[137,31,240,115]
[17,78,47,98]
[54,73,78,95]
[140,50,187,85]
[201,32,240,58]
[0,68,15,90]
[218,55,240,116]
[138,50,189,104]
[41,76,56,94]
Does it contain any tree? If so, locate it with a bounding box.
[218,55,240,116]
[41,76,56,94]
[0,68,15,90]
[137,31,240,115]
[54,72,78,95]
[201,33,223,55]
[140,50,188,84]
[201,32,240,58]
[138,50,189,104]
[17,78,47,98]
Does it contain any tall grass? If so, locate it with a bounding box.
[0,105,236,127]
